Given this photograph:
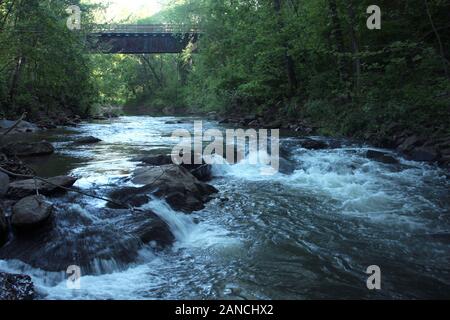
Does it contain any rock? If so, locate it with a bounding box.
[300,138,328,150]
[397,135,422,153]
[438,155,450,168]
[0,207,174,273]
[0,171,9,197]
[134,154,173,166]
[11,195,53,228]
[0,272,35,300]
[278,157,296,175]
[408,147,439,162]
[0,119,39,133]
[265,120,283,129]
[2,141,54,157]
[179,153,213,182]
[111,165,218,213]
[7,175,77,199]
[366,150,399,165]
[0,207,7,245]
[247,120,260,127]
[135,153,213,182]
[74,136,102,144]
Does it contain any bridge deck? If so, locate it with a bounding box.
[89,24,200,54]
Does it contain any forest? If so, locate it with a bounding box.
[1,0,449,142]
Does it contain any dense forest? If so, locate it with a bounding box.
[1,0,449,142]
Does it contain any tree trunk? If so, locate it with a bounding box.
[328,0,348,83]
[424,0,449,79]
[347,0,361,92]
[274,0,298,97]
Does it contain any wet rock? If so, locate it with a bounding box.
[2,141,54,157]
[74,136,102,144]
[0,119,39,134]
[408,147,439,162]
[397,135,422,153]
[0,171,9,197]
[366,150,399,165]
[112,165,218,213]
[0,272,35,300]
[11,195,53,228]
[0,207,174,273]
[7,175,77,199]
[278,157,296,175]
[179,153,213,182]
[300,138,328,150]
[134,154,173,166]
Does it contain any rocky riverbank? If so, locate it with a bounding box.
[0,118,220,298]
[211,112,450,170]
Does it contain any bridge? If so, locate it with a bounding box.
[88,24,201,54]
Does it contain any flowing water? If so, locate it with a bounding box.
[1,116,449,299]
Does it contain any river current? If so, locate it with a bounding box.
[1,116,449,299]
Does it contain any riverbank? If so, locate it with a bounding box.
[204,107,450,170]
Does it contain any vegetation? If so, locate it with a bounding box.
[0,0,99,119]
[1,0,449,140]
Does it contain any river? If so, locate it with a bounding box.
[1,116,449,299]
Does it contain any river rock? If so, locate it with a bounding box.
[0,171,9,197]
[397,135,423,153]
[0,272,35,300]
[178,153,213,182]
[0,119,39,134]
[11,195,53,228]
[278,157,297,175]
[74,136,102,144]
[408,147,439,162]
[2,141,54,157]
[7,175,77,199]
[300,138,328,150]
[0,206,174,273]
[134,154,173,166]
[111,164,218,213]
[366,150,399,165]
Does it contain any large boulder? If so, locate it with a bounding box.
[0,119,38,134]
[11,195,53,228]
[134,154,173,166]
[178,153,213,182]
[7,175,77,199]
[408,147,439,162]
[0,206,174,273]
[73,136,102,144]
[2,141,54,157]
[397,135,423,153]
[366,150,399,165]
[0,171,9,197]
[0,272,35,300]
[134,153,213,182]
[111,165,218,213]
[300,138,328,150]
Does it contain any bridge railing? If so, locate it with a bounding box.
[91,24,201,34]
